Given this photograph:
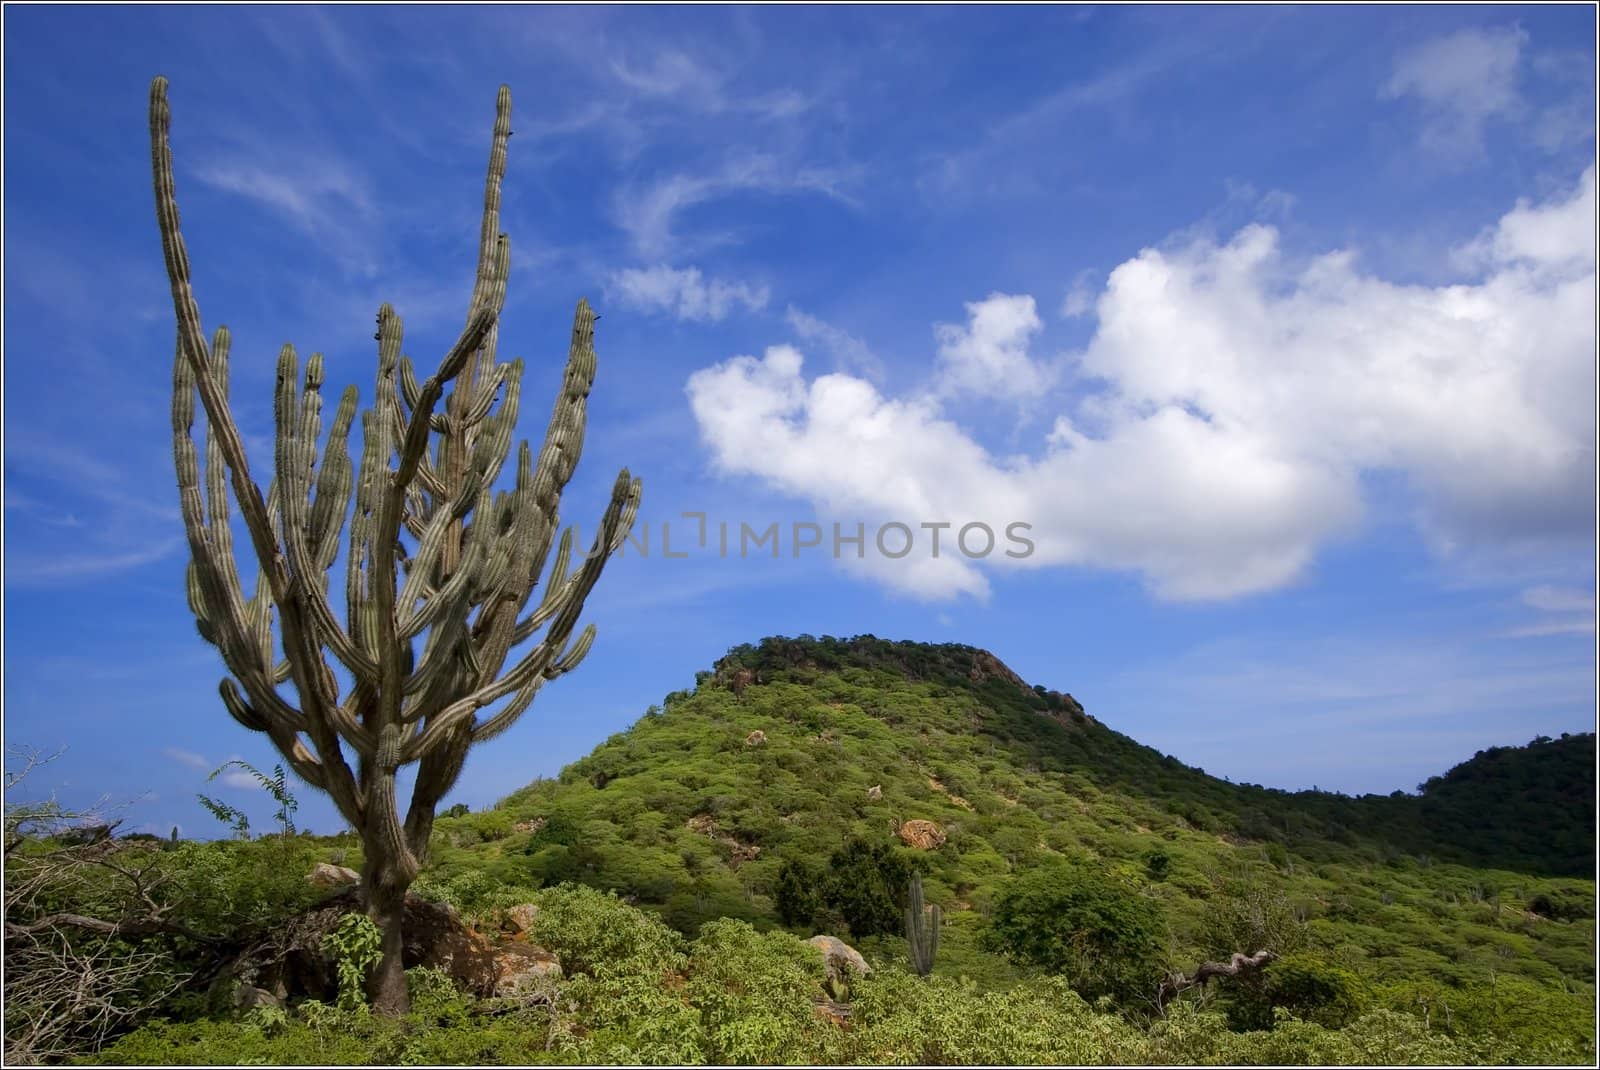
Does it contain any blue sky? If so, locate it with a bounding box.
[3,5,1595,837]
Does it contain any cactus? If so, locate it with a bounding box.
[147,78,639,1015]
[905,871,941,977]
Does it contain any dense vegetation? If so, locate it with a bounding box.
[7,635,1595,1064]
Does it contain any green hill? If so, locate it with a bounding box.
[417,635,1594,1035]
[60,634,1596,1064]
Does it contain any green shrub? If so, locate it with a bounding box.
[983,858,1167,1003]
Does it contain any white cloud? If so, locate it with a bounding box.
[609,48,809,120]
[1509,584,1596,637]
[1522,584,1596,614]
[609,264,769,321]
[786,306,884,379]
[1382,25,1527,158]
[1060,271,1099,319]
[613,156,855,257]
[164,748,211,771]
[934,294,1055,402]
[686,169,1595,601]
[193,157,376,274]
[1455,165,1597,274]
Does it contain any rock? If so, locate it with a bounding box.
[305,862,360,889]
[233,983,283,1013]
[807,935,872,983]
[224,888,501,1002]
[813,998,853,1026]
[513,817,547,835]
[897,819,947,850]
[866,784,882,800]
[503,902,540,934]
[492,942,562,1001]
[744,729,767,747]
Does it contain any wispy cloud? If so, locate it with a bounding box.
[163,748,210,772]
[613,156,858,258]
[1507,584,1597,637]
[609,264,769,322]
[192,156,378,275]
[1382,25,1528,161]
[785,307,884,380]
[5,538,187,588]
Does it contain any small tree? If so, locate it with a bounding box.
[825,838,911,939]
[148,78,640,1014]
[984,859,1167,1004]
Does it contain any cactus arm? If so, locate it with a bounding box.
[154,77,365,827]
[272,347,376,681]
[151,78,289,616]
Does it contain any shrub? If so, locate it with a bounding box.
[983,858,1167,1003]
[824,838,912,939]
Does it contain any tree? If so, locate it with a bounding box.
[147,78,640,1014]
[825,838,911,939]
[984,859,1167,1004]
[774,858,824,929]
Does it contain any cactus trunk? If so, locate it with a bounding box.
[149,77,639,1016]
[905,871,941,977]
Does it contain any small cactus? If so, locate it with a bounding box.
[905,871,941,977]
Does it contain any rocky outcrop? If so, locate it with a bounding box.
[686,814,762,867]
[502,902,539,935]
[744,729,767,747]
[305,862,359,889]
[492,941,562,1000]
[897,819,947,850]
[219,889,559,1005]
[806,935,871,983]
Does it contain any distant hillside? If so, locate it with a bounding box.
[424,634,1595,1001]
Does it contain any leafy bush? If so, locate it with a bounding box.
[983,858,1167,1003]
[823,838,912,939]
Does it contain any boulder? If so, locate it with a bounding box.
[233,983,284,1014]
[503,902,540,934]
[305,862,359,889]
[897,819,947,850]
[744,729,767,747]
[807,935,871,983]
[224,889,498,1001]
[492,942,562,1002]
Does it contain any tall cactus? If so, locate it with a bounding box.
[905,871,941,977]
[148,78,640,1015]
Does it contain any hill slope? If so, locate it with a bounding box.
[423,635,1594,1011]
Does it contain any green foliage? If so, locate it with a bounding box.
[824,837,912,939]
[28,636,1600,1062]
[196,760,299,842]
[984,858,1168,1003]
[1145,848,1172,882]
[324,913,383,1013]
[774,858,824,930]
[194,794,250,840]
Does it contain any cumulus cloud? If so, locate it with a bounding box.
[685,169,1595,601]
[1382,25,1527,158]
[934,294,1056,401]
[609,264,769,321]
